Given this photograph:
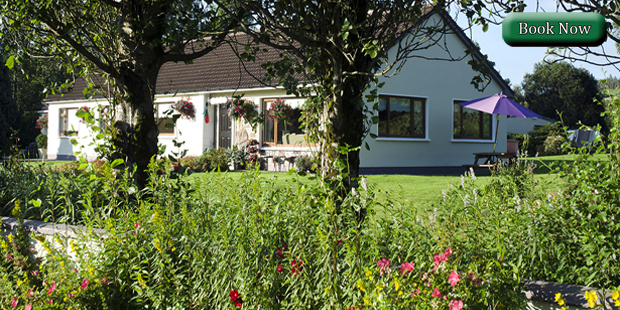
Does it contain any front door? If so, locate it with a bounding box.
[218,104,232,149]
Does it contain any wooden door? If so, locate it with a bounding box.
[218,104,232,149]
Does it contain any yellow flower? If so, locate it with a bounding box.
[398,291,403,296]
[7,234,13,244]
[357,280,366,292]
[561,307,566,310]
[394,279,400,291]
[364,296,371,305]
[555,293,563,302]
[614,299,620,307]
[558,299,565,306]
[376,285,384,291]
[585,290,598,308]
[17,280,22,286]
[612,291,619,301]
[366,270,372,280]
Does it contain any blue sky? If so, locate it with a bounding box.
[454,1,620,88]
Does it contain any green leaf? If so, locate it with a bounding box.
[31,199,41,208]
[5,55,15,69]
[78,163,88,170]
[70,138,78,146]
[364,142,370,151]
[111,158,124,168]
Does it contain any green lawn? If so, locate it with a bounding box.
[189,170,560,214]
[520,153,609,174]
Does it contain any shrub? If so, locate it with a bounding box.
[35,134,47,149]
[527,123,566,156]
[1,161,522,309]
[227,145,248,170]
[294,154,316,173]
[543,134,567,155]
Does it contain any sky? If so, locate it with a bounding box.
[453,1,620,88]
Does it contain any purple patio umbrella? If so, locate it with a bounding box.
[458,93,541,151]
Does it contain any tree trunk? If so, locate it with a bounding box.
[112,66,161,189]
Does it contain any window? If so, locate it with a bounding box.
[453,101,492,140]
[378,95,425,138]
[155,103,175,135]
[262,98,308,146]
[59,108,80,136]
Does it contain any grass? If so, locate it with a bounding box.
[189,170,560,214]
[520,153,609,174]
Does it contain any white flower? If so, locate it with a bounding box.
[361,177,367,191]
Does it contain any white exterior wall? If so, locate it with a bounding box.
[506,117,554,135]
[360,14,506,168]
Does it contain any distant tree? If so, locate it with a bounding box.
[522,61,604,130]
[0,48,20,156]
[599,76,620,93]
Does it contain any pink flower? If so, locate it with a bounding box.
[444,248,453,257]
[431,288,442,297]
[101,278,109,285]
[594,189,599,195]
[26,290,33,298]
[411,288,421,297]
[6,254,13,261]
[74,268,78,273]
[433,254,442,268]
[277,264,283,272]
[30,271,38,276]
[449,299,464,310]
[81,278,89,290]
[10,299,17,308]
[68,293,75,298]
[25,304,32,310]
[400,262,414,276]
[377,258,391,276]
[448,270,461,286]
[377,258,390,267]
[47,282,56,295]
[46,299,53,304]
[277,248,284,259]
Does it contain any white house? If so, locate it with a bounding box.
[43,9,513,172]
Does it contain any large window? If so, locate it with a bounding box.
[155,103,175,135]
[378,95,425,138]
[262,98,308,146]
[453,101,492,140]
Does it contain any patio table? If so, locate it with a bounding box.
[463,152,516,171]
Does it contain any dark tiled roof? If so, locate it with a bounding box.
[45,35,283,102]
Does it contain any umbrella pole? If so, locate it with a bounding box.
[493,116,499,152]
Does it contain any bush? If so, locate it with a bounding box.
[35,134,47,149]
[543,134,567,155]
[1,161,522,309]
[527,122,566,156]
[294,154,316,173]
[227,145,248,170]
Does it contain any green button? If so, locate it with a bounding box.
[503,12,606,46]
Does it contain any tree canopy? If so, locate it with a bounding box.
[1,0,244,186]
[522,61,604,130]
[220,0,497,190]
[0,48,19,156]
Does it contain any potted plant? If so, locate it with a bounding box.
[228,96,261,129]
[173,97,196,120]
[35,114,48,133]
[266,99,294,129]
[36,134,47,161]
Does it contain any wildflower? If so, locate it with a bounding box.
[400,262,414,276]
[26,290,33,298]
[442,189,447,201]
[376,285,384,291]
[229,290,242,307]
[81,278,89,290]
[469,167,476,180]
[394,278,400,291]
[277,264,283,272]
[291,259,303,276]
[357,280,365,292]
[10,299,17,308]
[585,290,597,308]
[611,290,619,301]
[449,299,464,310]
[352,187,358,196]
[68,293,75,298]
[25,304,32,310]
[6,254,13,261]
[461,176,465,187]
[277,248,284,259]
[377,258,391,276]
[47,282,56,295]
[555,293,566,306]
[431,288,442,298]
[101,278,109,285]
[411,288,420,297]
[46,299,53,304]
[448,270,460,286]
[361,177,367,191]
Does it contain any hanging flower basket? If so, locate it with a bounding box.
[266,99,294,123]
[228,97,257,121]
[35,114,48,130]
[173,98,196,120]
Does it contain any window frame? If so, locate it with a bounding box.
[452,100,493,140]
[155,103,176,136]
[377,94,427,139]
[58,108,79,137]
[261,97,313,147]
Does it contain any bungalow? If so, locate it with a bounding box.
[43,10,512,172]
